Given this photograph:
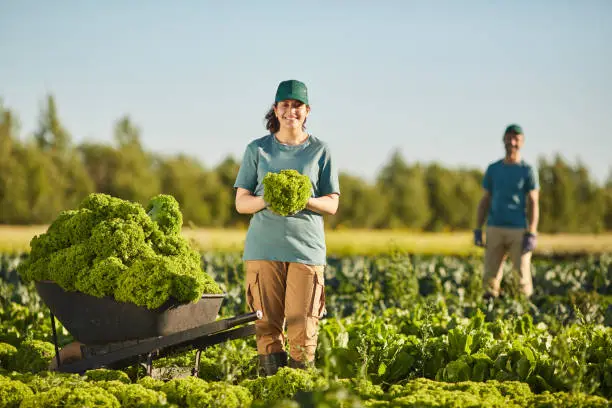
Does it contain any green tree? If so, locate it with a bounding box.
[214,155,249,227]
[33,95,70,153]
[424,164,459,231]
[18,144,66,223]
[110,116,160,204]
[79,142,120,195]
[423,164,481,231]
[328,172,387,229]
[0,103,30,223]
[536,157,554,232]
[376,150,430,229]
[573,160,606,233]
[158,154,214,227]
[451,168,482,230]
[538,155,578,233]
[604,170,612,231]
[200,169,231,227]
[31,94,94,212]
[3,93,612,231]
[0,100,14,160]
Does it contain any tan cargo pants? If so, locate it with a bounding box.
[245,260,326,363]
[483,226,533,297]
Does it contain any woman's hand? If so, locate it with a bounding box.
[305,194,339,216]
[235,188,267,214]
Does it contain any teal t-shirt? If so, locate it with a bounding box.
[233,134,340,265]
[483,159,539,229]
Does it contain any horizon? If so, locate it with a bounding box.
[2,1,610,184]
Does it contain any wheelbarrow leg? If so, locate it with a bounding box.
[146,352,154,376]
[136,352,154,378]
[49,312,61,369]
[192,349,202,377]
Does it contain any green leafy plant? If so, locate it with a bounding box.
[16,193,222,309]
[12,339,56,373]
[263,169,312,216]
[0,377,34,408]
[3,251,612,404]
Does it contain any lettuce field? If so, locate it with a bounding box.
[1,251,611,407]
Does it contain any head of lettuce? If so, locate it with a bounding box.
[262,169,312,216]
[16,193,222,310]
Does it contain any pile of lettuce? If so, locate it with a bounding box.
[263,169,312,216]
[17,193,222,309]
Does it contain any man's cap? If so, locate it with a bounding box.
[275,80,309,105]
[504,124,524,135]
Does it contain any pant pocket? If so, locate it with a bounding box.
[246,269,263,314]
[310,267,326,318]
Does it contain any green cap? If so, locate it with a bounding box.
[275,79,309,105]
[504,124,524,135]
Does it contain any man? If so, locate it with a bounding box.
[474,124,540,299]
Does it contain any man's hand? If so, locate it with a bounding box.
[473,229,485,247]
[522,232,537,253]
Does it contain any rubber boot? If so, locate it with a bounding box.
[258,352,287,376]
[289,357,314,370]
[482,292,496,302]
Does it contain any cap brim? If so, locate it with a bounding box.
[276,94,308,105]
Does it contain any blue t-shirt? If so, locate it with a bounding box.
[483,159,539,229]
[233,134,340,265]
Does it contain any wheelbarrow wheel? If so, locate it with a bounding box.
[49,341,84,370]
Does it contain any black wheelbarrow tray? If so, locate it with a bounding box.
[35,280,261,375]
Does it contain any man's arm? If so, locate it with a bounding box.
[306,194,339,216]
[526,189,539,234]
[235,187,267,214]
[476,190,491,229]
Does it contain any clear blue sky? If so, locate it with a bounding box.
[1,1,611,184]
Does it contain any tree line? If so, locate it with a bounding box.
[1,95,611,232]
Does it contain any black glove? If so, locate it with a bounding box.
[522,232,537,253]
[473,229,484,247]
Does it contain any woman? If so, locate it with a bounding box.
[233,79,340,376]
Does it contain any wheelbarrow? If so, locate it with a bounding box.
[35,281,261,376]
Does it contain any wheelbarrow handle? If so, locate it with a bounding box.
[225,310,262,328]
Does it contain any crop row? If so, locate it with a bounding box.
[1,252,611,406]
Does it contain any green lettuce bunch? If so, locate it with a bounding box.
[96,380,168,407]
[263,169,312,216]
[0,377,34,408]
[12,340,56,374]
[19,384,120,408]
[17,193,222,309]
[161,376,252,408]
[241,366,328,405]
[0,343,17,369]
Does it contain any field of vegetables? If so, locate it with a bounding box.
[1,251,611,407]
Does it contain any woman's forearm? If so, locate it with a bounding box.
[236,194,267,214]
[306,194,339,215]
